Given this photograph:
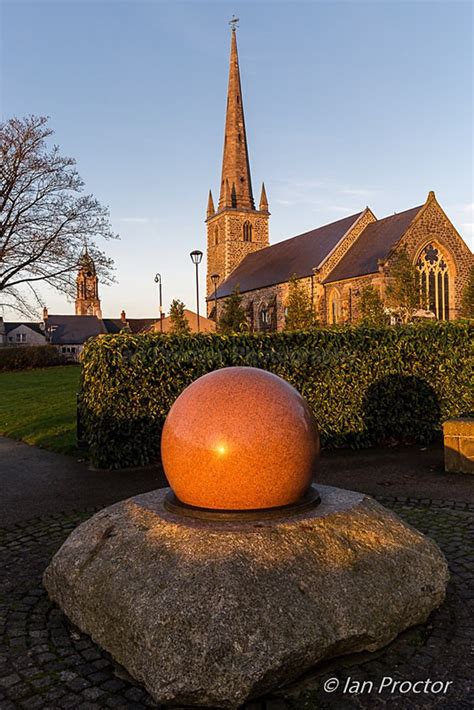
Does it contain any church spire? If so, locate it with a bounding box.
[218,25,255,211]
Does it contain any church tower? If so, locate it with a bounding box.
[75,248,102,318]
[206,22,270,304]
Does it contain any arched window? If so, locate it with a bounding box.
[243,221,252,242]
[258,301,276,331]
[214,227,219,246]
[416,244,451,320]
[328,290,341,324]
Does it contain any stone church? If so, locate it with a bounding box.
[206,28,473,329]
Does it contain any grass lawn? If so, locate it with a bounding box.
[0,365,81,455]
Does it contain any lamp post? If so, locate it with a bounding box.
[154,273,163,333]
[211,273,220,327]
[190,250,203,332]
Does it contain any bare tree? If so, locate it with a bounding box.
[0,115,117,316]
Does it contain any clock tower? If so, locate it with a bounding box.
[75,248,102,318]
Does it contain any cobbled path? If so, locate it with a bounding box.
[0,498,472,709]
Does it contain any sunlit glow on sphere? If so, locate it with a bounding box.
[161,367,319,510]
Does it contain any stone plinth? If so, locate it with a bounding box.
[443,418,474,474]
[43,486,448,708]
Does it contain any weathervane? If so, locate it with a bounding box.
[229,15,239,32]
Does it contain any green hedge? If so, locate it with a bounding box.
[79,322,473,469]
[0,345,66,372]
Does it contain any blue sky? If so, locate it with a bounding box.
[2,0,473,319]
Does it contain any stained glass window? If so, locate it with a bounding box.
[416,244,450,320]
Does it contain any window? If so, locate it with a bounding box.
[416,244,451,320]
[258,302,276,332]
[16,333,26,343]
[243,221,252,242]
[328,290,341,324]
[214,227,219,246]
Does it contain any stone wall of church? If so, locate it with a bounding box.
[391,194,474,317]
[215,273,383,330]
[323,274,383,324]
[206,208,269,303]
[214,274,318,331]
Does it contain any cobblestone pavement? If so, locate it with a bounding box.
[0,497,472,709]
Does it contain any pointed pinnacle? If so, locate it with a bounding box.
[207,190,215,218]
[259,182,269,211]
[224,178,232,207]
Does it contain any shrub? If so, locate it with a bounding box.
[0,345,66,372]
[168,299,191,334]
[79,322,473,468]
[284,275,315,330]
[358,284,388,327]
[218,286,249,334]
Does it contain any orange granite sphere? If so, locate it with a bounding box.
[161,367,319,510]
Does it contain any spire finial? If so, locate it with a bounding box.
[229,15,239,32]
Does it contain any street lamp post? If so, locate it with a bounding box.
[154,273,163,333]
[210,273,220,328]
[190,250,203,332]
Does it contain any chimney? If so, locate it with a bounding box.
[43,306,48,320]
[121,309,127,323]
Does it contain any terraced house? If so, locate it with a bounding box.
[206,28,473,329]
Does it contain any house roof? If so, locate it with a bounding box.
[4,322,44,335]
[213,211,365,299]
[147,309,216,333]
[103,318,159,335]
[45,315,106,344]
[44,316,161,344]
[324,205,423,283]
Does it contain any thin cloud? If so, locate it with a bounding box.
[340,187,374,197]
[270,177,375,208]
[118,217,151,224]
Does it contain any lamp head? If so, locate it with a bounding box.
[190,250,203,265]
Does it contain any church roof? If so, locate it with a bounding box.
[324,205,423,283]
[214,211,364,298]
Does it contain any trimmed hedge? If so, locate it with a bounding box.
[79,322,474,469]
[0,345,66,372]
